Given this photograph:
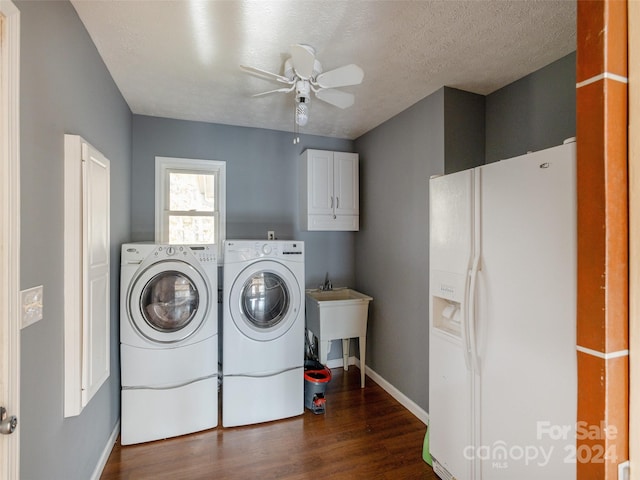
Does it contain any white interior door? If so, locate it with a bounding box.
[0,2,21,478]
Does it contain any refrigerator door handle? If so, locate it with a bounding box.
[468,169,481,375]
[468,256,481,374]
[460,293,472,371]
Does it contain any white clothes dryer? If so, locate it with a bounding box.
[222,240,304,427]
[120,243,218,445]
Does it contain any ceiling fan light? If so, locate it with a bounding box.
[296,101,309,126]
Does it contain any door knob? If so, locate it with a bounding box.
[0,406,17,435]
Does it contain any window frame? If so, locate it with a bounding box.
[155,156,226,259]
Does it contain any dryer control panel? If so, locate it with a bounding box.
[282,242,303,256]
[225,240,304,262]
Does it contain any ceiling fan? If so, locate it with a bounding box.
[241,44,364,128]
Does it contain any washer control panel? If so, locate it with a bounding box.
[188,245,217,264]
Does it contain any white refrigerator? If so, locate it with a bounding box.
[428,141,577,479]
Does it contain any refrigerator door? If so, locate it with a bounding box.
[429,169,475,479]
[476,143,577,479]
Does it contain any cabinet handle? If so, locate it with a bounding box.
[336,197,339,209]
[330,197,334,208]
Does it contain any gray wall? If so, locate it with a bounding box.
[444,88,486,173]
[485,52,576,163]
[18,1,131,478]
[132,115,356,289]
[353,87,485,411]
[353,55,575,414]
[353,89,445,410]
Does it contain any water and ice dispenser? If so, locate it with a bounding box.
[432,297,461,337]
[430,271,466,338]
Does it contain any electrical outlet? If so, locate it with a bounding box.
[268,230,275,240]
[21,285,43,329]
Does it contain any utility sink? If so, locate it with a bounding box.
[305,288,373,388]
[306,288,372,303]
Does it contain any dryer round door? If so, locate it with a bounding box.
[127,259,210,344]
[229,260,301,341]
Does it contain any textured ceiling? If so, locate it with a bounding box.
[70,0,576,140]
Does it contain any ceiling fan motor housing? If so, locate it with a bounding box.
[295,80,311,103]
[284,58,322,81]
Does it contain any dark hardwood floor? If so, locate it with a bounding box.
[101,367,438,479]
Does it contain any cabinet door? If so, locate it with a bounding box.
[63,135,111,417]
[82,142,111,409]
[307,150,334,214]
[333,152,359,215]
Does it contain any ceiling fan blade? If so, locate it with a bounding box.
[315,64,364,88]
[252,86,295,97]
[290,44,315,79]
[240,65,293,84]
[315,88,355,109]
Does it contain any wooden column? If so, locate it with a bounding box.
[576,1,629,478]
[628,1,639,478]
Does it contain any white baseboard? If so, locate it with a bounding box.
[325,355,358,369]
[325,356,429,426]
[91,419,120,480]
[365,366,428,425]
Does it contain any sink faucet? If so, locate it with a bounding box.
[320,272,332,291]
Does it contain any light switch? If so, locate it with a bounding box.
[21,285,43,329]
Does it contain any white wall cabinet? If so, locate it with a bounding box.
[63,134,111,417]
[300,149,359,231]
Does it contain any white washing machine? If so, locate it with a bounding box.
[120,243,218,445]
[222,240,305,427]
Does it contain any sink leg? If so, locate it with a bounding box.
[342,339,349,371]
[319,339,330,366]
[359,335,366,388]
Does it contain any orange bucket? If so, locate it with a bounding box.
[304,368,331,411]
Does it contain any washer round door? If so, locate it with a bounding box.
[127,259,210,343]
[229,260,301,341]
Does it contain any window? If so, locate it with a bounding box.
[155,157,226,258]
